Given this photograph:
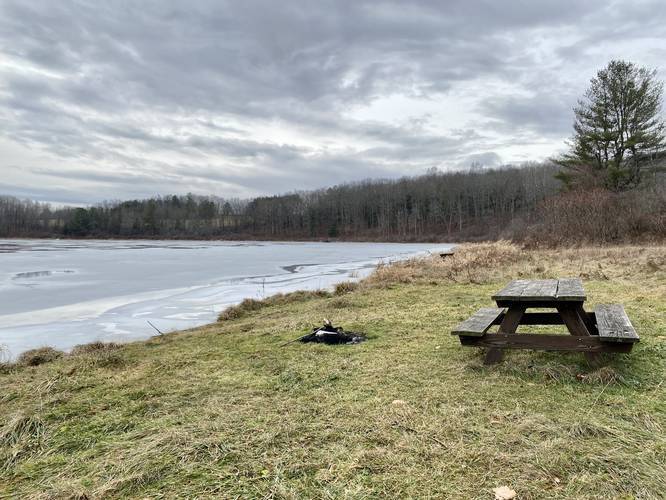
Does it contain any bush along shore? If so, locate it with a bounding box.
[1,242,665,498]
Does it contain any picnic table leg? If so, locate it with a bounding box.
[575,304,596,333]
[557,305,599,364]
[484,306,525,365]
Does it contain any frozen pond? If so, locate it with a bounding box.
[0,240,452,359]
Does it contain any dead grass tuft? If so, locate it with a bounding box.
[69,342,126,369]
[70,341,120,355]
[366,242,666,288]
[367,241,524,286]
[535,362,577,382]
[31,484,91,500]
[77,352,127,370]
[92,430,192,497]
[16,347,64,367]
[0,414,44,448]
[0,363,14,374]
[329,297,359,309]
[577,366,623,385]
[334,280,359,295]
[0,345,15,374]
[218,289,330,321]
[567,421,616,438]
[0,413,46,471]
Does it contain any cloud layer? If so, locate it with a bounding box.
[1,0,665,203]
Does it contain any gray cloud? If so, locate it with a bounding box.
[482,92,577,137]
[1,0,665,203]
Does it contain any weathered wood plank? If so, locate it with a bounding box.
[485,305,525,364]
[495,299,579,308]
[451,308,505,336]
[460,333,634,353]
[556,278,586,301]
[557,305,591,336]
[520,279,558,300]
[492,280,529,301]
[494,279,579,302]
[595,304,639,343]
[497,306,525,334]
[500,312,565,325]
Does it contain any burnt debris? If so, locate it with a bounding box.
[298,319,366,345]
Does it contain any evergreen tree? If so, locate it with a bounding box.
[557,60,665,190]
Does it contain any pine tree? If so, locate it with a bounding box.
[557,60,665,190]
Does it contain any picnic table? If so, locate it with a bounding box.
[452,278,639,364]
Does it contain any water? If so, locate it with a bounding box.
[0,239,451,358]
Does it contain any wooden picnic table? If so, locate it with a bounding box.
[452,278,639,364]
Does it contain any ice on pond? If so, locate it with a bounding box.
[0,239,452,359]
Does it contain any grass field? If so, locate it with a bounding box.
[1,243,665,499]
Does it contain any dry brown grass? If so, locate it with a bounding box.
[334,280,360,295]
[366,241,523,286]
[364,241,666,288]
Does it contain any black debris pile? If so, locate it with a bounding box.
[299,319,366,345]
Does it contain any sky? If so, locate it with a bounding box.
[1,1,665,205]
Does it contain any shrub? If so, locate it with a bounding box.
[0,363,14,375]
[70,341,120,355]
[517,186,666,246]
[218,290,330,321]
[0,345,12,373]
[219,298,263,321]
[334,281,359,295]
[70,341,125,369]
[16,347,63,367]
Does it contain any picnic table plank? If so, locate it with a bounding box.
[451,308,505,336]
[520,279,558,300]
[493,278,586,302]
[492,279,530,301]
[595,304,639,343]
[555,278,586,301]
[460,333,633,353]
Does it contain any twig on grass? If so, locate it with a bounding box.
[147,320,164,336]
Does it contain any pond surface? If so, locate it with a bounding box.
[0,240,451,358]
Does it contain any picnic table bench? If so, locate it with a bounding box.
[452,278,639,364]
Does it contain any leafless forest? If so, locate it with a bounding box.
[1,162,664,244]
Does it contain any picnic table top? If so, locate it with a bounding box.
[492,278,586,303]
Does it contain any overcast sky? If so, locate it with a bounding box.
[1,1,665,204]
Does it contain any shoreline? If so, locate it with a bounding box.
[0,234,459,243]
[0,241,451,359]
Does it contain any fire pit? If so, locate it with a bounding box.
[283,319,367,346]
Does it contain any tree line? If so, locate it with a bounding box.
[0,163,561,241]
[2,60,664,244]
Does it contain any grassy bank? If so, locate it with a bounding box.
[1,243,665,498]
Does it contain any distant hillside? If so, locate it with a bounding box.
[0,163,560,241]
